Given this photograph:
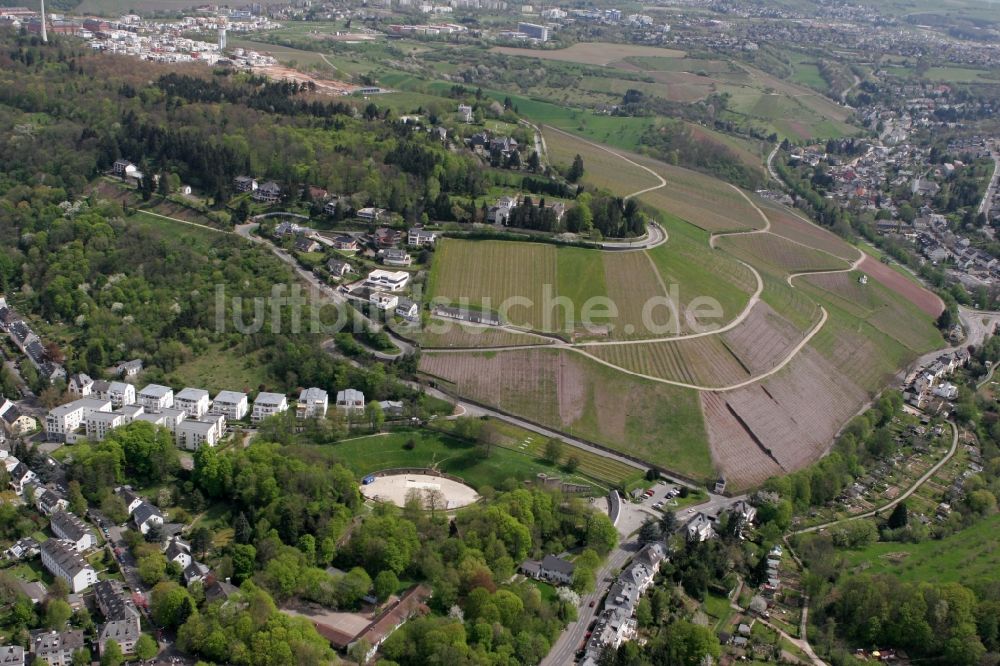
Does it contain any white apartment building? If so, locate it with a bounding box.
[211,390,248,420]
[174,387,211,418]
[296,387,328,419]
[49,511,94,552]
[137,384,174,412]
[336,388,366,416]
[45,398,112,442]
[40,540,98,593]
[175,413,225,450]
[85,411,125,442]
[252,392,288,423]
[102,381,135,408]
[365,269,410,292]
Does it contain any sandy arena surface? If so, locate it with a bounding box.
[361,473,479,509]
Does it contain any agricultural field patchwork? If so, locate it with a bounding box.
[717,232,852,276]
[419,348,714,479]
[410,323,553,349]
[759,200,861,261]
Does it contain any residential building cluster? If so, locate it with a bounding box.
[902,350,971,410]
[0,296,66,384]
[46,378,337,447]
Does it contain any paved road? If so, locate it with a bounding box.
[978,152,999,217]
[541,539,638,666]
[767,143,783,184]
[792,420,959,535]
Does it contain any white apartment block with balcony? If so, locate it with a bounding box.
[210,390,248,420]
[137,384,174,412]
[175,387,211,419]
[45,398,112,442]
[252,392,288,423]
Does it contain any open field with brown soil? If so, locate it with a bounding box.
[718,232,851,275]
[419,348,713,478]
[704,345,870,490]
[858,256,945,317]
[587,336,752,388]
[759,200,860,261]
[491,43,685,67]
[721,301,814,375]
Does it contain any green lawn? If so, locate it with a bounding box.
[703,592,734,631]
[839,514,1000,587]
[322,429,602,492]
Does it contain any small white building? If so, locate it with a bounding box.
[132,502,163,535]
[370,291,399,311]
[395,298,419,321]
[137,384,174,413]
[211,390,248,421]
[252,392,288,423]
[174,387,211,419]
[365,269,410,292]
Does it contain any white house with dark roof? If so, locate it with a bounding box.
[116,487,143,515]
[175,387,211,419]
[49,511,94,552]
[326,258,353,278]
[253,181,282,203]
[137,384,173,412]
[40,540,97,592]
[686,513,715,542]
[252,392,288,423]
[211,390,248,421]
[407,228,437,246]
[32,629,85,666]
[296,387,328,419]
[94,580,139,623]
[67,373,94,398]
[163,536,193,569]
[132,502,163,535]
[116,359,143,378]
[395,298,419,321]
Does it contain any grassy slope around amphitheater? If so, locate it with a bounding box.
[420,129,945,489]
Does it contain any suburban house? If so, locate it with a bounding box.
[521,554,576,586]
[210,390,248,421]
[365,269,410,292]
[488,195,519,224]
[730,500,757,530]
[686,513,715,542]
[332,235,359,252]
[5,537,39,561]
[40,540,97,592]
[115,487,143,516]
[116,359,143,378]
[7,462,35,495]
[323,198,342,215]
[373,228,400,248]
[395,298,419,321]
[407,228,437,247]
[234,176,258,192]
[0,401,35,436]
[32,487,69,516]
[370,291,399,311]
[296,387,328,419]
[49,511,94,552]
[327,259,353,278]
[378,400,405,418]
[137,384,174,413]
[175,387,211,419]
[175,414,225,450]
[45,398,112,441]
[336,389,366,415]
[183,561,211,586]
[357,207,386,222]
[252,181,282,203]
[132,501,163,535]
[67,373,94,397]
[163,537,193,568]
[295,236,321,254]
[32,629,85,666]
[252,392,288,423]
[458,104,473,123]
[380,248,413,267]
[275,221,309,237]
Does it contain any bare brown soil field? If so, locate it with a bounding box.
[252,64,359,95]
[706,346,869,490]
[718,232,850,275]
[859,256,945,317]
[412,324,552,349]
[722,302,812,375]
[701,392,784,489]
[587,336,751,388]
[491,43,685,67]
[760,200,860,261]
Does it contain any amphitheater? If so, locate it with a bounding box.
[360,470,480,510]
